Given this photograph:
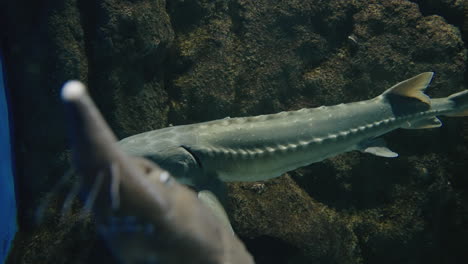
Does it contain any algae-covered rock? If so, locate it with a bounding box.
[7,211,110,264]
[84,0,174,138]
[411,0,465,26]
[2,0,468,263]
[227,175,360,263]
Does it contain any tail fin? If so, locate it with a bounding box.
[447,90,468,117]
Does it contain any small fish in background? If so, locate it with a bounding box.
[57,81,254,264]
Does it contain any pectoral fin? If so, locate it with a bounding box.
[359,138,398,158]
[364,146,398,157]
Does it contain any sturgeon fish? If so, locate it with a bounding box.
[61,81,254,264]
[119,72,468,186]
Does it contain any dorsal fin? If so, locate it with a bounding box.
[383,72,434,105]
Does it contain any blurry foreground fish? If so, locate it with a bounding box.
[60,81,254,264]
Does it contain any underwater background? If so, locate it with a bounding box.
[1,0,468,263]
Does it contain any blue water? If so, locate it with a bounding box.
[0,51,17,263]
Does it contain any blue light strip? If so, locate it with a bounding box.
[0,50,17,264]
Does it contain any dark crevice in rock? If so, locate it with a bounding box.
[465,3,468,42]
[242,236,306,264]
[166,0,205,33]
[464,2,468,91]
[317,18,354,50]
[228,1,246,37]
[76,0,98,84]
[412,0,464,28]
[2,1,68,231]
[75,0,119,136]
[295,37,329,70]
[163,50,193,125]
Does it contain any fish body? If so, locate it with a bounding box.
[119,73,468,185]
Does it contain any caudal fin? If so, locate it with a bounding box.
[447,90,468,117]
